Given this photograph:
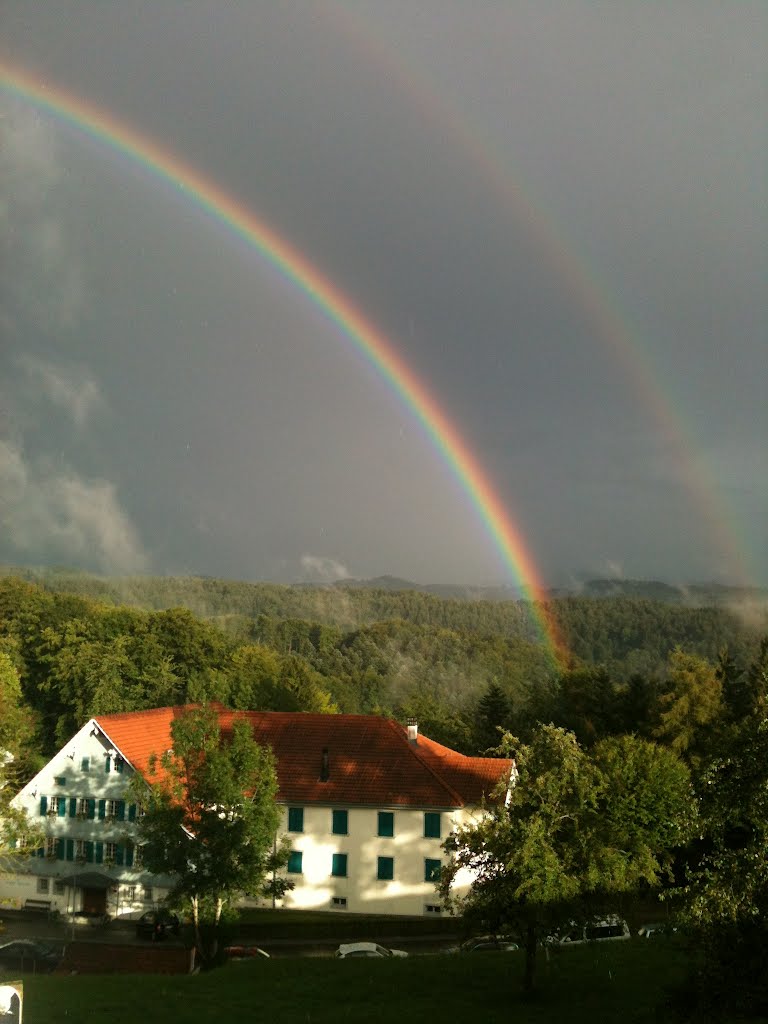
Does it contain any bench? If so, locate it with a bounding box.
[23,899,52,915]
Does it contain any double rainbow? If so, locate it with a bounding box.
[0,59,567,664]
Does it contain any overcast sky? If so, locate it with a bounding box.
[1,2,765,589]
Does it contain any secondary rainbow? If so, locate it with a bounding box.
[0,60,567,663]
[324,2,753,588]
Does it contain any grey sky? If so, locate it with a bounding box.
[1,2,765,588]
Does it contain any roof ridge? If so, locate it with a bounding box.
[384,719,467,808]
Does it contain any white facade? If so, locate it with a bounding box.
[263,804,481,916]
[1,711,497,920]
[2,720,173,920]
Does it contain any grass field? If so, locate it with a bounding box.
[3,938,745,1024]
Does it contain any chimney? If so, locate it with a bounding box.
[320,747,330,782]
[407,718,418,744]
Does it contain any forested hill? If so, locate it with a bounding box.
[0,572,766,762]
[1,567,764,675]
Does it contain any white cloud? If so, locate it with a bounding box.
[300,554,350,583]
[16,355,105,427]
[0,440,148,574]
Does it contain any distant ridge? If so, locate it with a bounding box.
[1,565,765,610]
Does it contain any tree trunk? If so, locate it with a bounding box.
[191,894,204,963]
[524,922,537,994]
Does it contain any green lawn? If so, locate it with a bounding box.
[4,939,743,1024]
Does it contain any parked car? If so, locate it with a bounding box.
[546,916,630,946]
[445,935,519,954]
[334,942,408,959]
[224,945,270,960]
[0,939,62,973]
[135,909,180,940]
[638,922,677,939]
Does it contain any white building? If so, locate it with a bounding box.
[3,706,510,919]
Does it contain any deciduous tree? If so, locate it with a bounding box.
[132,705,288,964]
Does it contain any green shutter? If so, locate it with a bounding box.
[128,804,137,822]
[125,843,134,868]
[425,858,441,882]
[58,798,66,818]
[332,809,348,835]
[377,811,394,837]
[95,842,103,864]
[80,757,90,772]
[424,812,441,839]
[98,799,106,820]
[287,807,303,832]
[287,851,303,874]
[36,847,45,859]
[116,800,125,822]
[87,798,96,820]
[85,841,94,863]
[377,856,394,881]
[56,838,65,859]
[104,756,111,773]
[69,797,77,817]
[331,853,348,877]
[115,758,124,774]
[66,839,75,862]
[39,796,47,817]
[115,844,124,866]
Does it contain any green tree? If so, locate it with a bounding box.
[132,706,288,964]
[441,725,694,993]
[654,649,722,764]
[680,640,768,1017]
[0,650,44,853]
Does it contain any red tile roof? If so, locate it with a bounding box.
[94,707,510,809]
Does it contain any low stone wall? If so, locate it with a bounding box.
[57,941,193,975]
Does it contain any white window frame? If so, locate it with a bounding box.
[105,800,120,819]
[45,837,57,857]
[133,845,144,868]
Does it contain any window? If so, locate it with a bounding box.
[377,811,394,837]
[104,842,117,863]
[133,845,144,868]
[331,897,347,909]
[105,794,123,819]
[331,853,348,878]
[47,795,65,817]
[81,757,90,772]
[124,885,136,902]
[425,904,442,915]
[54,881,65,896]
[114,757,124,774]
[55,776,66,786]
[75,840,87,861]
[424,858,442,882]
[424,812,441,839]
[76,798,89,817]
[287,807,304,833]
[45,838,57,858]
[37,878,50,895]
[377,856,394,881]
[143,886,153,902]
[287,851,303,874]
[332,809,348,835]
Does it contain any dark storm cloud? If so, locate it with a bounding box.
[1,2,765,585]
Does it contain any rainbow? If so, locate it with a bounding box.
[324,2,753,589]
[0,59,567,663]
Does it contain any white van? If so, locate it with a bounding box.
[549,915,630,946]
